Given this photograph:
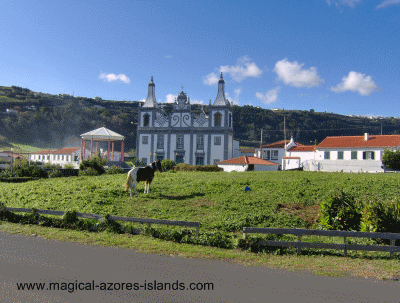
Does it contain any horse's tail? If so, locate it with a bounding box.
[124,171,132,191]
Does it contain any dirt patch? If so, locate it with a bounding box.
[278,203,320,226]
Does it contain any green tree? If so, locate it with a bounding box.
[382,149,400,170]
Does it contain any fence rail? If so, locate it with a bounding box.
[3,207,199,235]
[243,227,400,257]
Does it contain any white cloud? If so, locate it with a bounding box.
[326,0,362,8]
[203,72,219,86]
[331,71,378,95]
[255,87,281,105]
[139,98,145,102]
[376,0,400,9]
[203,56,263,86]
[99,72,130,84]
[165,94,177,103]
[273,58,324,88]
[220,56,263,82]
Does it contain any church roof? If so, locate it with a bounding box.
[142,76,159,108]
[80,127,125,141]
[213,73,230,106]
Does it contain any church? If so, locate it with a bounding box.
[136,73,236,166]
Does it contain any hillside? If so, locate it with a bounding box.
[1,85,400,151]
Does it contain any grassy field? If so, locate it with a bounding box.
[2,170,400,230]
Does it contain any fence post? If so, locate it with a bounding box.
[343,237,347,257]
[196,226,199,237]
[243,228,247,240]
[390,239,395,257]
[297,235,302,254]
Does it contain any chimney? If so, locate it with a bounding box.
[364,133,369,141]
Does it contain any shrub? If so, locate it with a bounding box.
[2,162,47,178]
[318,191,363,231]
[48,170,63,178]
[382,149,400,170]
[105,166,125,174]
[173,163,222,172]
[78,167,99,176]
[79,156,107,175]
[360,199,400,234]
[161,159,175,171]
[64,164,74,169]
[62,210,79,224]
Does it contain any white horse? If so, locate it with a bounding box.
[124,160,162,197]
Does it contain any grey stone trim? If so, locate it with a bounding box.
[207,133,211,165]
[167,133,171,159]
[150,134,154,162]
[173,150,186,156]
[190,133,193,165]
[224,133,228,160]
[137,127,233,134]
[195,152,205,156]
[136,132,139,158]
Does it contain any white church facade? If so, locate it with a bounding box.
[137,74,235,166]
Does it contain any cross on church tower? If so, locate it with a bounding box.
[181,85,184,92]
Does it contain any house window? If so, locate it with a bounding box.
[176,155,184,164]
[351,151,357,160]
[271,150,278,160]
[142,158,147,166]
[363,151,375,160]
[197,135,204,150]
[196,157,204,165]
[264,150,271,160]
[157,134,164,149]
[324,151,330,160]
[61,155,64,161]
[142,136,148,145]
[214,136,221,145]
[214,113,222,127]
[338,151,344,160]
[176,135,184,149]
[143,114,150,127]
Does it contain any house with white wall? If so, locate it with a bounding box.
[282,145,316,171]
[30,148,87,168]
[313,133,400,173]
[216,156,279,172]
[254,137,302,165]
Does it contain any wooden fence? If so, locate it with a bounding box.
[243,227,400,257]
[3,207,200,235]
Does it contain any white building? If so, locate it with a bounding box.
[137,74,236,165]
[312,133,400,173]
[217,156,280,172]
[282,145,316,171]
[30,148,84,168]
[254,137,301,165]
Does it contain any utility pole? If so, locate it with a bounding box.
[260,129,263,159]
[284,116,287,157]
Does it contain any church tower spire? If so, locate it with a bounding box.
[142,76,159,108]
[213,72,230,106]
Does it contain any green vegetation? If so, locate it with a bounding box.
[382,149,400,170]
[2,85,400,152]
[79,156,107,176]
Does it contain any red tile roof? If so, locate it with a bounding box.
[287,145,316,152]
[261,140,303,149]
[52,148,80,154]
[217,156,279,166]
[240,148,255,153]
[317,135,400,148]
[34,150,58,154]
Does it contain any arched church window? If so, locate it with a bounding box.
[143,114,150,127]
[214,112,222,127]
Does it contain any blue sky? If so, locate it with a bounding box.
[1,0,399,117]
